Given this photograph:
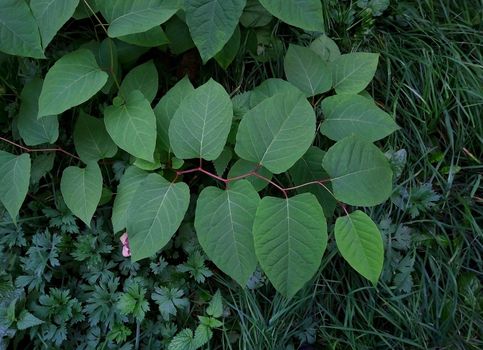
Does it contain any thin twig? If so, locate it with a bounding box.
[0,136,80,161]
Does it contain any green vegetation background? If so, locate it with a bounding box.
[0,0,481,349]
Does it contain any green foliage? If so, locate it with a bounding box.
[17,78,59,146]
[284,44,332,96]
[331,53,379,94]
[38,49,108,117]
[104,89,157,162]
[0,1,397,297]
[0,152,30,223]
[169,79,233,161]
[253,194,327,298]
[0,0,44,58]
[60,162,102,226]
[185,0,246,62]
[258,0,324,31]
[98,0,178,38]
[335,210,384,285]
[195,180,260,286]
[235,92,315,174]
[0,3,407,347]
[127,174,190,261]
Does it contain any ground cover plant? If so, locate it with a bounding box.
[0,0,481,349]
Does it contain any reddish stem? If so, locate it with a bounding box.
[0,136,80,161]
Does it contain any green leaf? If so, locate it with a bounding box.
[119,60,158,103]
[0,151,31,223]
[73,112,118,162]
[332,53,379,94]
[320,94,399,141]
[195,180,260,286]
[17,78,59,146]
[152,286,189,321]
[212,147,232,176]
[169,79,233,160]
[284,44,332,96]
[84,38,120,94]
[214,26,241,70]
[154,76,195,151]
[240,0,272,28]
[133,150,162,171]
[310,34,340,62]
[112,166,148,233]
[322,136,393,206]
[118,26,169,47]
[168,328,196,350]
[98,0,179,38]
[206,290,223,318]
[253,194,327,298]
[258,0,324,32]
[104,90,157,162]
[249,78,302,108]
[185,0,246,62]
[60,162,102,226]
[73,0,97,20]
[288,147,336,217]
[235,92,315,174]
[30,0,80,49]
[165,16,195,55]
[193,323,212,347]
[16,310,44,330]
[0,0,44,58]
[227,159,272,191]
[127,174,190,261]
[38,49,108,117]
[335,210,384,285]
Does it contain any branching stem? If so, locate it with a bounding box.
[0,136,81,161]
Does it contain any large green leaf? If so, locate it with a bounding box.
[118,26,169,47]
[332,53,379,94]
[0,151,31,223]
[98,0,179,38]
[60,162,102,226]
[214,26,241,70]
[17,78,59,146]
[73,112,118,162]
[0,0,44,58]
[104,90,157,162]
[38,49,108,117]
[84,38,120,94]
[335,210,384,285]
[284,44,332,96]
[320,94,399,141]
[249,78,301,108]
[195,180,260,286]
[288,147,336,217]
[154,76,194,151]
[112,166,148,233]
[227,159,272,191]
[127,174,190,261]
[253,194,327,298]
[185,0,246,62]
[30,0,79,49]
[119,60,158,103]
[322,136,393,206]
[240,0,272,28]
[258,0,323,32]
[235,92,315,174]
[310,34,340,62]
[169,79,232,160]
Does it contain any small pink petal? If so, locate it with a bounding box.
[122,245,131,257]
[120,232,129,245]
